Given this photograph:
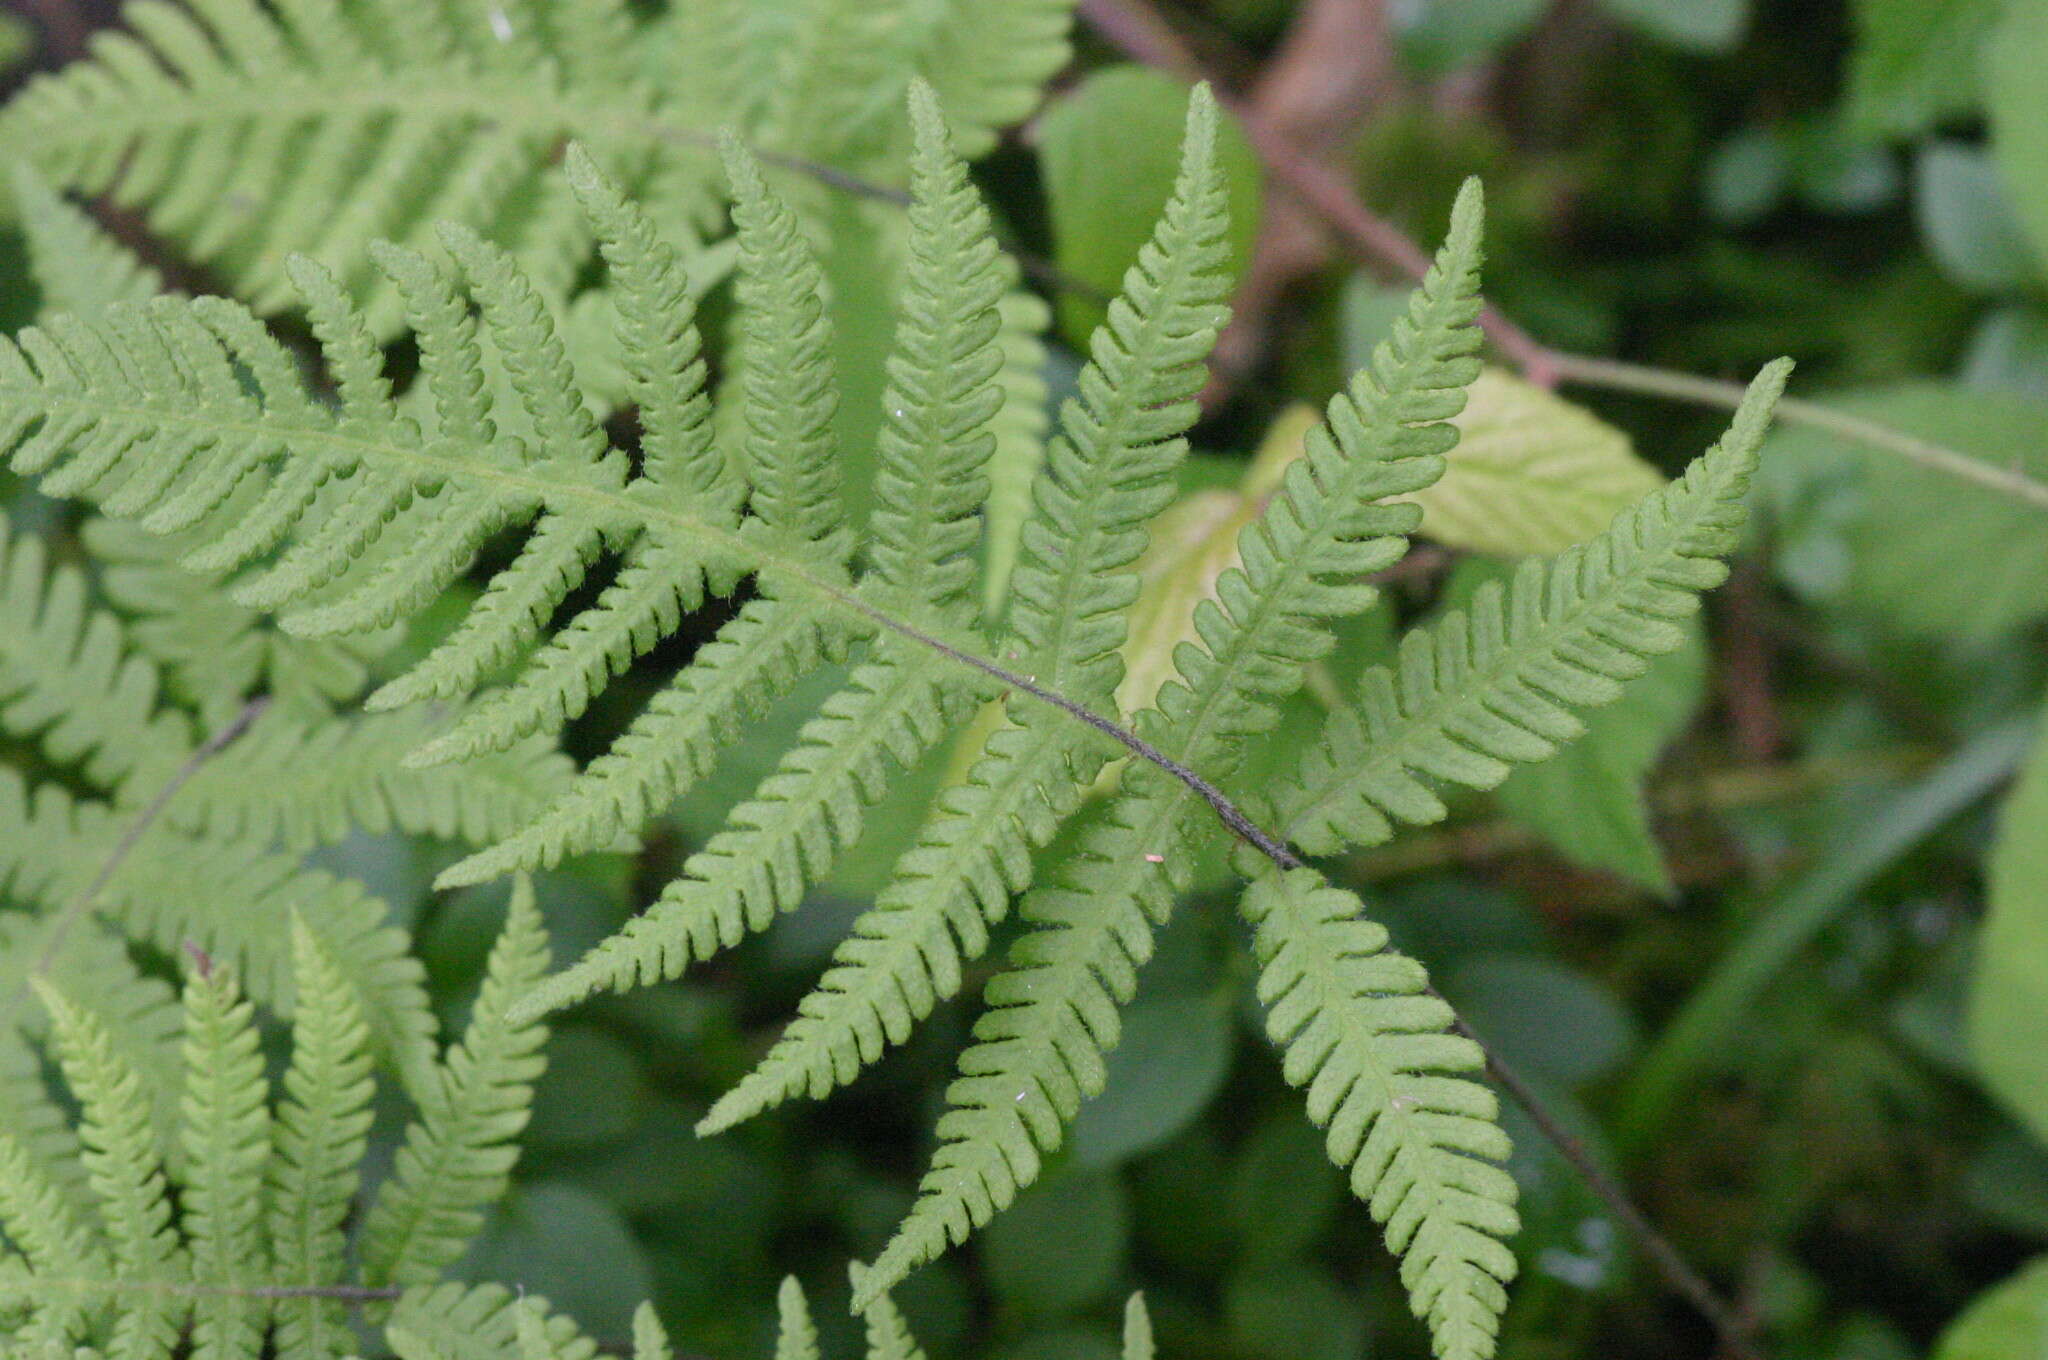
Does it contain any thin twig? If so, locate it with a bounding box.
[1076,0,2048,511]
[1457,1031,1765,1360]
[28,696,269,979]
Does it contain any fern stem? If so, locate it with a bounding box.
[27,695,270,979]
[1545,353,2048,512]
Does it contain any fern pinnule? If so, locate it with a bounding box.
[1124,1296,1156,1360]
[564,143,741,514]
[1242,865,1517,1360]
[179,958,272,1360]
[1276,358,1794,854]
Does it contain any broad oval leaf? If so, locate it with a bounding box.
[1408,369,1665,556]
[1969,706,2048,1145]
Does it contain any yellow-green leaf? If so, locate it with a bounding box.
[1409,368,1664,555]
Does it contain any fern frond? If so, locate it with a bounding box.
[170,705,580,853]
[861,173,1487,1308]
[0,519,191,791]
[868,80,1009,610]
[0,768,438,1096]
[178,960,271,1360]
[1275,360,1794,854]
[0,1123,110,1350]
[35,979,191,1360]
[267,919,375,1360]
[1241,865,1518,1360]
[446,598,850,881]
[631,1303,673,1360]
[1124,1295,1155,1360]
[0,909,183,1209]
[704,87,1235,1135]
[516,102,1015,1007]
[3,0,652,333]
[724,139,846,551]
[359,880,550,1289]
[776,1278,822,1360]
[11,162,164,316]
[522,653,987,1008]
[849,1266,928,1360]
[385,1283,596,1360]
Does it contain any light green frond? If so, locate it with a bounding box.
[35,980,190,1360]
[1005,84,1233,709]
[849,1266,928,1360]
[859,770,1190,1306]
[385,1284,597,1360]
[443,599,848,882]
[724,139,846,549]
[267,920,376,1360]
[0,1126,111,1350]
[518,654,986,1014]
[776,1278,821,1360]
[359,881,549,1289]
[11,162,163,317]
[863,160,1487,1306]
[1241,865,1518,1360]
[0,519,192,792]
[1139,178,1483,759]
[1123,1295,1155,1360]
[630,1303,673,1360]
[83,517,382,721]
[1276,361,1792,855]
[699,719,1093,1133]
[0,908,184,1207]
[177,962,270,1360]
[700,89,1232,1131]
[2,0,652,334]
[867,81,1009,609]
[566,146,740,512]
[170,704,580,852]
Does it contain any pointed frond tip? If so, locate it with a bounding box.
[1244,864,1518,1360]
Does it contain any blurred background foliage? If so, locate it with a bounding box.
[5,0,2048,1358]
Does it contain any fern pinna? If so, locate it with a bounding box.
[0,78,1789,1359]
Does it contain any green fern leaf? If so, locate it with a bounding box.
[702,86,1235,1136]
[359,880,550,1289]
[35,978,191,1360]
[1275,359,1794,854]
[177,959,271,1360]
[11,161,163,316]
[632,1303,674,1360]
[1124,1294,1155,1360]
[1241,865,1518,1360]
[860,171,1486,1309]
[849,1266,928,1360]
[777,1278,823,1360]
[267,919,377,1360]
[386,1283,597,1360]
